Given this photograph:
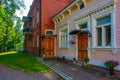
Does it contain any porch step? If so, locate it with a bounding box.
[37,57,73,80]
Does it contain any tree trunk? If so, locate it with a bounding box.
[2,27,8,52]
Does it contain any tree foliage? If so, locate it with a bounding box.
[0,0,25,52]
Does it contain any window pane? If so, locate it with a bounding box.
[80,3,84,9]
[66,35,68,47]
[61,36,63,47]
[97,15,111,26]
[105,25,111,46]
[97,27,102,46]
[63,36,65,47]
[46,31,53,35]
[60,29,68,48]
[79,23,87,29]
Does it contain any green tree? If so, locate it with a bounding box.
[0,0,25,52]
[13,18,24,51]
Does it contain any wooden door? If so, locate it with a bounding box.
[45,37,54,57]
[78,33,88,60]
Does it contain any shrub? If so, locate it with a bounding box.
[84,56,89,64]
[73,58,76,61]
[83,64,90,69]
[105,60,119,69]
[105,60,119,75]
[83,57,90,69]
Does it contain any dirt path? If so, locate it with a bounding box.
[0,64,56,80]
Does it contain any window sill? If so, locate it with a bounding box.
[91,46,116,50]
[59,47,69,49]
[95,46,112,48]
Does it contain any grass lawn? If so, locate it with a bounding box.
[0,51,51,72]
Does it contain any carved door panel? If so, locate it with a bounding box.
[78,33,88,60]
[45,37,54,57]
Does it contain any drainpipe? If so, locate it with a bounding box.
[39,0,42,57]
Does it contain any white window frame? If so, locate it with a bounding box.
[75,16,88,30]
[78,22,88,30]
[45,30,54,35]
[91,5,117,54]
[95,15,112,48]
[59,25,69,48]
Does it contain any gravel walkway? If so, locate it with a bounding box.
[0,64,57,80]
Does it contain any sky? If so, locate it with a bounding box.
[16,0,33,18]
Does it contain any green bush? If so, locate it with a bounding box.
[105,60,119,75]
[83,64,90,69]
[73,58,76,61]
[105,60,119,69]
[84,56,89,64]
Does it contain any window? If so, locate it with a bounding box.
[37,35,39,47]
[79,22,87,29]
[96,15,111,47]
[46,31,53,35]
[60,29,68,48]
[37,10,39,23]
[97,15,111,26]
[80,3,84,9]
[96,27,102,46]
[105,25,111,46]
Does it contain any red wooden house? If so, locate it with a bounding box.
[22,0,74,57]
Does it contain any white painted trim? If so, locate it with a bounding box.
[58,24,69,48]
[76,34,78,60]
[75,35,78,60]
[89,1,114,14]
[91,17,96,49]
[68,21,70,49]
[91,7,115,52]
[87,15,91,59]
[111,4,117,54]
[45,29,54,35]
[75,16,88,27]
[75,20,90,60]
